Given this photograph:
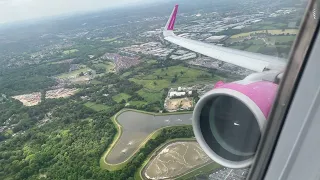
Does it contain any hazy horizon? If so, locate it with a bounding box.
[0,0,166,24]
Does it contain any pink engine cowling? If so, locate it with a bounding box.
[192,80,279,168]
[214,80,278,119]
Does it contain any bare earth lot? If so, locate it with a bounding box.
[166,98,193,111]
[143,141,211,180]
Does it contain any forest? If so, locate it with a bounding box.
[0,63,70,96]
[0,60,198,179]
[0,93,193,180]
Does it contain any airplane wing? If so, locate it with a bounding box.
[163,5,287,72]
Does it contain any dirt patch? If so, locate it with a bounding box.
[12,92,41,106]
[144,141,211,179]
[46,88,78,99]
[166,98,193,111]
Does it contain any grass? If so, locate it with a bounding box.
[146,60,158,64]
[268,35,296,43]
[131,78,170,90]
[229,45,244,50]
[127,101,147,107]
[250,22,287,30]
[129,65,222,104]
[99,109,192,171]
[245,45,261,53]
[100,110,124,171]
[137,89,163,103]
[57,67,90,79]
[175,161,222,180]
[63,49,79,55]
[84,102,110,111]
[112,93,132,103]
[231,29,299,38]
[93,62,116,73]
[101,36,121,42]
[130,65,215,91]
[244,39,265,45]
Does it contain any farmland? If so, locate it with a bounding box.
[84,102,110,111]
[63,49,79,54]
[230,29,299,38]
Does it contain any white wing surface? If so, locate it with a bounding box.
[164,5,286,72]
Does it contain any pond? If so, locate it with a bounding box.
[105,110,192,164]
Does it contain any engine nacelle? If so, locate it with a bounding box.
[193,79,278,168]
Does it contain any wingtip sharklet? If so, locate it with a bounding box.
[165,5,179,31]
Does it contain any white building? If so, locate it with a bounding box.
[169,91,186,98]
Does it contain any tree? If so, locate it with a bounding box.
[171,77,177,83]
[41,90,46,103]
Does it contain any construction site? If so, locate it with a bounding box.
[46,88,78,99]
[164,87,194,112]
[165,98,193,112]
[12,92,41,106]
[12,88,78,106]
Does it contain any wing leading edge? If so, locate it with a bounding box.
[163,5,286,72]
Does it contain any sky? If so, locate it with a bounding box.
[0,0,154,23]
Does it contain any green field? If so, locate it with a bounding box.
[268,35,296,43]
[131,79,170,90]
[112,93,132,103]
[137,89,163,103]
[63,49,79,54]
[57,67,91,79]
[146,60,158,64]
[101,36,121,42]
[249,21,288,30]
[245,39,265,45]
[128,65,222,105]
[229,45,244,50]
[231,29,299,38]
[130,65,214,91]
[84,102,110,111]
[245,45,260,52]
[127,101,147,107]
[93,62,116,73]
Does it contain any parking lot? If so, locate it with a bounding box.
[208,168,249,180]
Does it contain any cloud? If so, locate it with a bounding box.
[0,0,148,23]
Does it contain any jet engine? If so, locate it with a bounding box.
[193,73,279,168]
